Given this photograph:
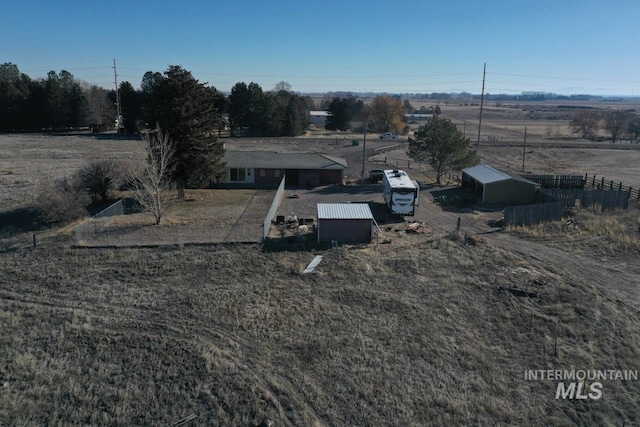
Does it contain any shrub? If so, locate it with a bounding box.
[76,160,123,202]
[35,177,90,224]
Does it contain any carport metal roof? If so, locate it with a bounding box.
[462,164,535,185]
[317,203,374,220]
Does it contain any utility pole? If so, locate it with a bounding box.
[113,58,123,134]
[361,121,367,182]
[522,126,527,172]
[477,62,486,145]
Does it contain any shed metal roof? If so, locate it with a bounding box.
[225,151,348,170]
[462,164,535,186]
[317,203,374,220]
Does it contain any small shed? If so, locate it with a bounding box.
[317,203,374,244]
[462,164,538,205]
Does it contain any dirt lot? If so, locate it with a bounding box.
[75,189,275,246]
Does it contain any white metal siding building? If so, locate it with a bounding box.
[317,203,374,243]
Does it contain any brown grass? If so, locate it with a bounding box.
[2,131,640,425]
[506,206,640,255]
[1,233,639,425]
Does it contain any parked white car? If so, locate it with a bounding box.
[378,132,396,139]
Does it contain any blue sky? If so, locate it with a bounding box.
[3,0,639,95]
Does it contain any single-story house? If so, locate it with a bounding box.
[404,113,433,123]
[309,111,331,126]
[224,151,348,187]
[317,203,374,243]
[461,164,538,205]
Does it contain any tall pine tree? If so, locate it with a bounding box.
[143,66,225,192]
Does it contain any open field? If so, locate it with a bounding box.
[411,98,640,144]
[1,131,640,425]
[2,234,640,425]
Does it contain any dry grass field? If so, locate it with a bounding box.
[1,130,640,425]
[2,232,639,425]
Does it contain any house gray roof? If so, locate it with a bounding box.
[462,164,536,185]
[224,151,348,170]
[317,203,374,220]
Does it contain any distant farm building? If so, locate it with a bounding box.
[462,164,538,205]
[224,151,347,187]
[317,203,374,244]
[309,111,330,126]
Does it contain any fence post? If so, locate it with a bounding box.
[600,177,605,189]
[592,175,596,187]
[619,182,622,191]
[610,180,614,190]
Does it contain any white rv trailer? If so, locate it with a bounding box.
[382,169,417,215]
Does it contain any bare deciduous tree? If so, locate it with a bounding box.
[628,117,640,142]
[272,81,292,92]
[604,109,631,143]
[130,128,176,225]
[569,110,601,140]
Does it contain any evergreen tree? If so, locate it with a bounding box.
[325,97,352,131]
[143,65,225,192]
[228,82,251,136]
[118,81,143,134]
[408,117,478,184]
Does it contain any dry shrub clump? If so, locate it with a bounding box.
[34,177,90,224]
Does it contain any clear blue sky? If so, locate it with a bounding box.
[3,0,639,95]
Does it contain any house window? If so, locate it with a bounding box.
[229,168,246,181]
[274,170,280,177]
[260,169,265,177]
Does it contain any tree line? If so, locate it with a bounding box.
[569,109,640,143]
[0,62,314,137]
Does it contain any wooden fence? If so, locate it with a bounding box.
[582,190,630,210]
[585,174,640,202]
[504,202,564,226]
[523,174,586,189]
[526,173,640,202]
[541,189,630,210]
